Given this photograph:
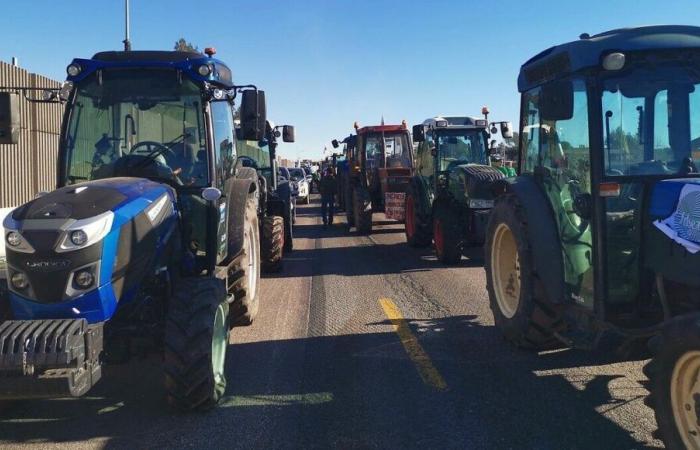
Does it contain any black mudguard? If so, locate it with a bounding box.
[224,170,259,261]
[496,175,566,304]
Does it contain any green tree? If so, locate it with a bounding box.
[174,38,200,53]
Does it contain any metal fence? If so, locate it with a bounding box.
[0,61,63,208]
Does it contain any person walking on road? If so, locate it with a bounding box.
[320,168,337,228]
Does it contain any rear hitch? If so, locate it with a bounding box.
[0,318,103,399]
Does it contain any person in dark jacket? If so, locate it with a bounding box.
[320,168,338,227]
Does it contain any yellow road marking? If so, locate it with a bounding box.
[378,298,448,391]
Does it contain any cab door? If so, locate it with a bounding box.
[522,78,595,309]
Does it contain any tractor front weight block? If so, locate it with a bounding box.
[0,318,103,399]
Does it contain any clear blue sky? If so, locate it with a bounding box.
[2,0,699,160]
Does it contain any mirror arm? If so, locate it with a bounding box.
[0,86,63,104]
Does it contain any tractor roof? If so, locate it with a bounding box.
[422,116,488,129]
[66,50,234,88]
[519,25,700,92]
[356,124,408,134]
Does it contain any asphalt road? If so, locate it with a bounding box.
[0,194,662,449]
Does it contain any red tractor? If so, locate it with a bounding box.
[332,121,414,234]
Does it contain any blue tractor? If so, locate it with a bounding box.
[483,26,700,447]
[0,48,267,410]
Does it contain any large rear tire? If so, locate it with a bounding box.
[261,215,284,273]
[405,190,432,248]
[353,189,372,235]
[644,316,700,450]
[230,197,261,326]
[164,277,229,411]
[484,194,565,349]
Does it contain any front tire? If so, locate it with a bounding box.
[231,197,261,326]
[405,190,432,248]
[353,188,372,235]
[484,194,565,349]
[164,277,229,411]
[261,215,284,273]
[644,316,700,450]
[433,205,462,264]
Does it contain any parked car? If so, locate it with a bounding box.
[289,167,310,204]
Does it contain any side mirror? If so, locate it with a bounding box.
[540,80,574,121]
[282,125,295,143]
[412,125,425,142]
[332,139,339,149]
[430,146,437,157]
[240,90,267,141]
[500,121,514,139]
[0,92,20,144]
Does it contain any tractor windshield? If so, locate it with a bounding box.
[601,63,700,177]
[364,132,411,169]
[62,69,208,187]
[436,129,488,171]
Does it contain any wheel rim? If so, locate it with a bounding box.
[434,219,444,257]
[671,350,700,449]
[211,303,228,385]
[247,225,258,300]
[406,196,416,238]
[491,222,520,319]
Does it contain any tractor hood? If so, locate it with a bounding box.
[2,177,177,323]
[450,164,505,200]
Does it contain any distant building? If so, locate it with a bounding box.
[0,60,63,208]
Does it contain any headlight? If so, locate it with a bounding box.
[70,230,88,246]
[73,270,94,289]
[66,63,82,77]
[198,64,212,76]
[4,231,34,253]
[11,272,28,290]
[57,211,114,253]
[6,231,21,247]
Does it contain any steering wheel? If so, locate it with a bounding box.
[129,141,176,164]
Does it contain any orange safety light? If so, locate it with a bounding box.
[353,121,360,130]
[599,182,621,197]
[204,47,217,57]
[481,106,490,115]
[401,119,407,129]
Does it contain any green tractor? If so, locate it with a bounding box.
[407,116,513,264]
[484,25,700,448]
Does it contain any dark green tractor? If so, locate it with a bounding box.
[484,25,700,448]
[407,116,513,264]
[236,120,296,271]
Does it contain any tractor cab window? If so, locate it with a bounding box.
[363,132,411,169]
[436,130,487,172]
[63,69,208,187]
[601,65,700,177]
[211,101,236,185]
[383,133,411,168]
[364,136,383,170]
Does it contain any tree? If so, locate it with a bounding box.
[174,38,200,53]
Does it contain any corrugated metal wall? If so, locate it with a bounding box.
[0,61,62,208]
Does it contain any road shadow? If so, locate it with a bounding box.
[0,315,654,449]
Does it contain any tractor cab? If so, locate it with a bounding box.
[413,116,491,200]
[56,50,264,271]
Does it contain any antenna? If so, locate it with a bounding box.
[123,0,132,51]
